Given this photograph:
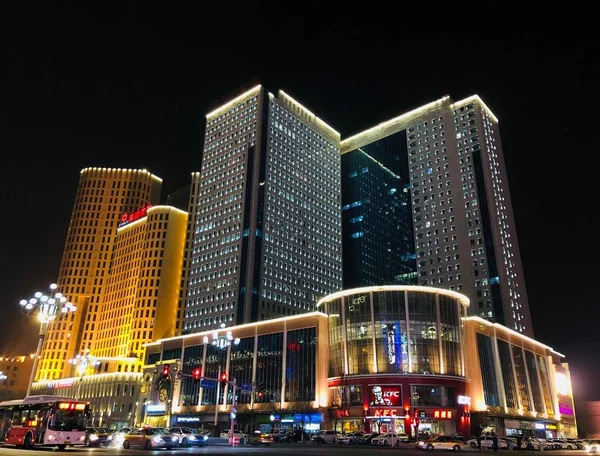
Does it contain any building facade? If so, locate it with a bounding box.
[341,96,533,337]
[36,168,162,382]
[141,285,576,439]
[140,312,329,431]
[0,355,34,401]
[32,168,189,428]
[464,317,577,439]
[183,85,343,334]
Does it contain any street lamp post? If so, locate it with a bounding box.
[210,324,240,444]
[19,283,77,396]
[68,348,101,400]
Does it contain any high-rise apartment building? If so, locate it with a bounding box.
[183,85,343,333]
[36,168,161,381]
[341,95,533,336]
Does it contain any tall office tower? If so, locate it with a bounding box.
[341,95,533,336]
[94,205,187,367]
[183,85,343,333]
[36,168,162,381]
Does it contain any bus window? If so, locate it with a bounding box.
[49,408,86,432]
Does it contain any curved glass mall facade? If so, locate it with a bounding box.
[317,285,471,436]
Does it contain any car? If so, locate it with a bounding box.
[338,431,365,444]
[417,435,468,451]
[357,432,380,445]
[247,430,274,445]
[110,427,133,447]
[523,437,551,451]
[85,427,111,447]
[122,427,179,449]
[312,430,341,443]
[586,439,600,453]
[220,430,247,440]
[372,432,410,446]
[467,435,507,449]
[167,427,208,447]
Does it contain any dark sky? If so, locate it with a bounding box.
[1,3,599,399]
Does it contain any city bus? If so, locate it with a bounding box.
[0,395,90,449]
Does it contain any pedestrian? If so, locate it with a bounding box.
[492,433,499,453]
[477,434,482,450]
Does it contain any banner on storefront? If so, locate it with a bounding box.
[369,384,402,406]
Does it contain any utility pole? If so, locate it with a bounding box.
[214,365,221,426]
[229,378,238,447]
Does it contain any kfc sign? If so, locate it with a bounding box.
[369,385,402,406]
[373,409,400,417]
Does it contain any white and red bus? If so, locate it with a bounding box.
[0,395,90,449]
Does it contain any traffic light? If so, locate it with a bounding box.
[161,364,170,379]
[220,372,228,389]
[192,367,202,382]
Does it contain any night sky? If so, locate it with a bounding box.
[1,3,599,400]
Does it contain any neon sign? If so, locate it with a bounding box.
[336,410,350,418]
[118,203,153,227]
[373,409,400,417]
[433,410,453,419]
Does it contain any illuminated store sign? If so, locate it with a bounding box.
[369,385,402,406]
[176,416,200,423]
[49,378,74,389]
[119,203,153,227]
[457,395,471,405]
[146,404,166,416]
[432,410,453,419]
[559,403,574,415]
[372,409,400,417]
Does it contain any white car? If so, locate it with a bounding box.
[467,435,507,449]
[417,435,468,451]
[372,432,409,446]
[585,439,600,453]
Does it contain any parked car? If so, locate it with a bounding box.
[122,427,179,449]
[372,432,410,446]
[313,430,341,443]
[585,439,600,453]
[85,427,111,447]
[467,435,508,449]
[247,430,274,446]
[338,431,365,444]
[417,435,468,451]
[167,427,208,447]
[524,437,551,451]
[357,432,380,445]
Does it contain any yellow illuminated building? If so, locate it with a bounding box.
[95,205,188,367]
[36,168,162,382]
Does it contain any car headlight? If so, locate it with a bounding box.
[152,436,163,443]
[188,435,196,441]
[203,435,208,441]
[89,434,99,441]
[172,437,178,441]
[107,435,113,440]
[79,435,87,441]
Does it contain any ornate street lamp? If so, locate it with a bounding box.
[68,348,101,400]
[19,282,77,396]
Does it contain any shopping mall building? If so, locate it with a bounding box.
[139,286,577,439]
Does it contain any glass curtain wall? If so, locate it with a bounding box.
[181,344,203,406]
[537,355,555,415]
[254,333,283,404]
[374,290,409,374]
[439,295,461,376]
[229,337,254,404]
[511,344,532,412]
[285,327,316,402]
[343,293,374,375]
[408,292,439,374]
[525,350,545,412]
[497,339,518,409]
[202,344,227,405]
[476,332,499,406]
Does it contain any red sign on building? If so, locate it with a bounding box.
[119,203,153,227]
[433,410,453,419]
[369,385,402,406]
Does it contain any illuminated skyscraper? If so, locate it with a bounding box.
[341,96,533,336]
[183,85,343,333]
[36,168,162,381]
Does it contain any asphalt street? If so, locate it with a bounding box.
[0,443,591,456]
